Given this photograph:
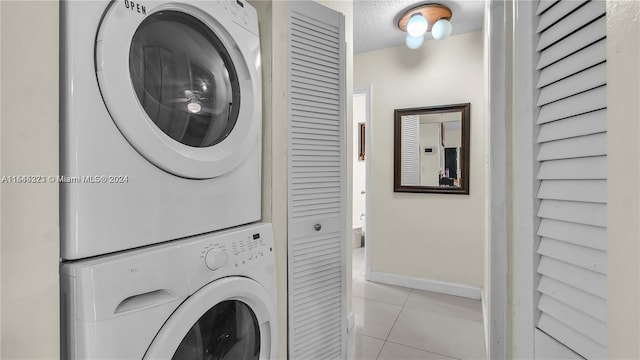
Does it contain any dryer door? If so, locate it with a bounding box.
[144,277,277,360]
[96,1,261,179]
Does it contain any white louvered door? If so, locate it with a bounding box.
[287,2,346,359]
[533,1,607,359]
[401,115,420,185]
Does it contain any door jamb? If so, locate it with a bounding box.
[354,84,373,279]
[486,0,510,358]
[511,0,538,358]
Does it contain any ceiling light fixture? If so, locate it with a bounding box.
[398,3,453,49]
[405,34,425,49]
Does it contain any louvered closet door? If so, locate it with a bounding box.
[534,1,607,359]
[401,115,420,185]
[287,2,346,359]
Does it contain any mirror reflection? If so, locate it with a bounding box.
[394,103,470,194]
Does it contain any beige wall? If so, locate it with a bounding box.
[606,0,640,357]
[0,1,60,358]
[251,0,353,357]
[355,31,486,287]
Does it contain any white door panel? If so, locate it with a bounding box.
[287,2,346,359]
[533,1,607,358]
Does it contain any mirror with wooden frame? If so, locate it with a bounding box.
[394,103,470,194]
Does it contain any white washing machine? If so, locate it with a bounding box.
[60,0,262,260]
[61,223,277,359]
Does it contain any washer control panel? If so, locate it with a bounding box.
[198,227,272,272]
[204,249,227,271]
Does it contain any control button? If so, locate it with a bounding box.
[205,249,227,271]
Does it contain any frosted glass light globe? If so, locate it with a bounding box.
[406,14,428,37]
[405,34,424,49]
[432,19,452,40]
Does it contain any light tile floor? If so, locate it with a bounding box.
[351,247,486,360]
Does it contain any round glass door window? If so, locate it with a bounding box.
[172,300,260,360]
[129,11,240,148]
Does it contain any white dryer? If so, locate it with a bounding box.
[60,0,262,260]
[61,223,277,359]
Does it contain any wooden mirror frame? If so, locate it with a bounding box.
[394,103,471,194]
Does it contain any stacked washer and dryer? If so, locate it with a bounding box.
[59,1,276,359]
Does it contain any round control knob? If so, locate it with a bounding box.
[205,249,227,271]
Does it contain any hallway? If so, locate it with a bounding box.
[351,248,486,359]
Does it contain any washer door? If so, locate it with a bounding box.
[144,277,276,360]
[96,2,260,179]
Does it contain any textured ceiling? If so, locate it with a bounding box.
[353,0,486,54]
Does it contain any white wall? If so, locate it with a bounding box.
[606,0,640,357]
[355,31,486,288]
[445,129,462,148]
[0,1,60,358]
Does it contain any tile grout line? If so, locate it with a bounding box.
[383,339,463,360]
[374,288,415,360]
[374,341,383,360]
[351,294,409,307]
[388,287,414,340]
[400,305,485,324]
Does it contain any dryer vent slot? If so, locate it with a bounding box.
[114,289,176,314]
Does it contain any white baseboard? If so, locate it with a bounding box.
[346,311,356,359]
[346,311,355,334]
[368,270,482,299]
